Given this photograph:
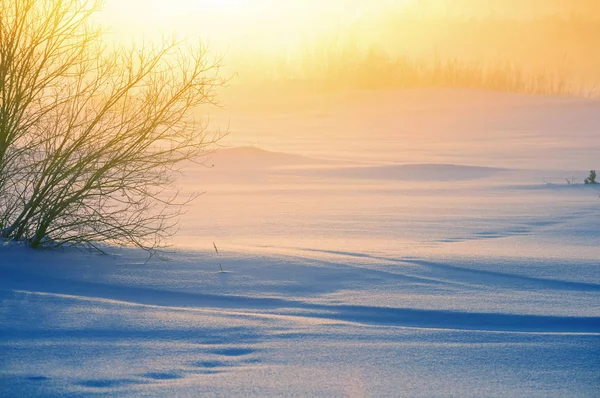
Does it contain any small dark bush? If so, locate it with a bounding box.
[584,170,597,184]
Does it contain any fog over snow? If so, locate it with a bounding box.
[2,89,600,397]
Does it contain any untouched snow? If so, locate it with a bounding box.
[1,89,600,397]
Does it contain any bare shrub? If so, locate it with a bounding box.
[0,0,225,252]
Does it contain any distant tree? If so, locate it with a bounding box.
[585,170,597,184]
[0,0,225,252]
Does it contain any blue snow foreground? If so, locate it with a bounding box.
[1,243,599,397]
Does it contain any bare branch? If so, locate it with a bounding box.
[0,0,226,253]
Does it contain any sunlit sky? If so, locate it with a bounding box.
[95,0,600,91]
[96,0,600,55]
[97,0,415,51]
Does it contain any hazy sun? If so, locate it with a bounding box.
[204,0,244,11]
[98,0,416,52]
[156,0,249,14]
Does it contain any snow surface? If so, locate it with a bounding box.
[1,89,600,397]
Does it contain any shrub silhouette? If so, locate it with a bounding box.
[585,170,597,184]
[0,0,225,252]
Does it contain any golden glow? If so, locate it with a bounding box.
[96,0,600,94]
[98,1,415,49]
[180,0,244,12]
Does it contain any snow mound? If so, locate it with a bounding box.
[292,163,506,181]
[207,147,326,169]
